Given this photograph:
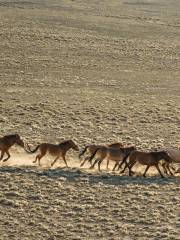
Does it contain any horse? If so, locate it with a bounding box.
[0,134,24,162]
[26,140,79,167]
[79,142,124,169]
[161,148,180,175]
[89,146,136,171]
[121,150,172,178]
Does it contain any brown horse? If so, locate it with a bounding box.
[27,140,79,167]
[79,142,124,168]
[121,150,172,178]
[161,148,180,175]
[89,146,136,171]
[0,134,24,162]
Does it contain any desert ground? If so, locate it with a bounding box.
[0,0,180,239]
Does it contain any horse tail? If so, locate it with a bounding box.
[79,145,89,159]
[25,144,40,154]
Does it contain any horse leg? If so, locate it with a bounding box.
[106,159,109,170]
[33,152,45,166]
[155,164,164,178]
[33,155,38,163]
[166,164,174,176]
[80,156,90,167]
[162,162,168,175]
[0,150,5,161]
[143,165,150,178]
[88,156,96,167]
[62,155,68,168]
[51,156,60,167]
[98,159,104,172]
[170,165,176,172]
[128,161,136,176]
[90,158,100,169]
[3,150,11,162]
[112,162,119,171]
[120,162,129,174]
[38,158,41,167]
[88,159,93,166]
[117,160,125,170]
[120,160,132,174]
[80,159,87,167]
[119,153,130,171]
[175,167,180,174]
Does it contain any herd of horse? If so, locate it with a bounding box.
[0,134,180,178]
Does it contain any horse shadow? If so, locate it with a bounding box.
[0,165,179,186]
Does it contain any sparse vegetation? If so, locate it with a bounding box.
[0,0,180,239]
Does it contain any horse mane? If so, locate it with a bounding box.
[3,134,18,139]
[58,140,71,146]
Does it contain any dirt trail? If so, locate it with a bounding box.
[2,148,177,177]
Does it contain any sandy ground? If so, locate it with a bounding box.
[0,0,180,239]
[0,150,179,240]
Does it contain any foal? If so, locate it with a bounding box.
[0,134,24,162]
[121,150,172,178]
[79,142,124,169]
[89,146,136,171]
[27,140,79,167]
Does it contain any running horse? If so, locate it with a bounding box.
[26,139,79,167]
[88,145,136,171]
[0,134,24,162]
[79,142,124,169]
[161,148,180,175]
[121,150,172,178]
